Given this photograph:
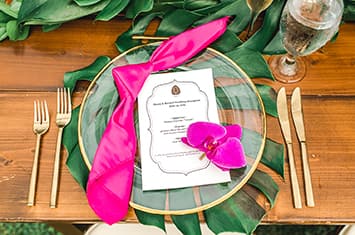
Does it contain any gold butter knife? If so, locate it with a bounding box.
[291,87,315,207]
[277,87,302,209]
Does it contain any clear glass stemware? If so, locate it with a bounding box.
[269,0,344,83]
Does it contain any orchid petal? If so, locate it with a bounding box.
[186,121,226,147]
[224,124,243,140]
[208,138,246,170]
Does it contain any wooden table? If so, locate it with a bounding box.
[0,17,354,233]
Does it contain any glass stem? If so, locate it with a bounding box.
[280,53,297,76]
[285,54,296,64]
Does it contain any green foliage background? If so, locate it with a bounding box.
[0,223,61,235]
[0,0,353,42]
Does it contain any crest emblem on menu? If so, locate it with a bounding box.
[171,85,180,95]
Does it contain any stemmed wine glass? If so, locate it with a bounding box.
[269,0,343,83]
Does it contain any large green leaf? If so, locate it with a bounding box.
[192,1,231,15]
[204,189,266,235]
[155,8,201,36]
[63,106,89,190]
[94,105,111,143]
[6,20,30,41]
[241,128,264,158]
[247,169,279,207]
[226,47,274,80]
[171,213,201,235]
[95,0,130,21]
[63,57,110,189]
[255,84,277,117]
[184,0,219,10]
[23,0,110,25]
[134,209,166,232]
[216,83,277,118]
[202,166,280,235]
[215,84,261,110]
[131,171,167,212]
[0,23,7,41]
[94,89,118,142]
[125,0,154,19]
[0,10,15,22]
[156,0,218,11]
[168,187,197,211]
[211,29,242,53]
[17,0,47,24]
[261,138,285,178]
[263,29,286,55]
[192,0,251,35]
[202,169,280,234]
[0,0,21,18]
[63,55,111,91]
[74,0,102,7]
[115,13,161,52]
[41,23,61,32]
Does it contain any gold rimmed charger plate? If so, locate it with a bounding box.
[78,43,266,215]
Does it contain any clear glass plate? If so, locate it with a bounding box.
[78,43,266,215]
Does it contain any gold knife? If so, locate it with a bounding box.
[291,87,315,207]
[277,87,302,209]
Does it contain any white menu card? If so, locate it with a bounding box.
[138,68,231,191]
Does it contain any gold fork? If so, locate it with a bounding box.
[50,88,72,208]
[28,100,49,206]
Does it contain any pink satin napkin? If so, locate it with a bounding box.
[86,16,229,225]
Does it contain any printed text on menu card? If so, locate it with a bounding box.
[138,68,231,191]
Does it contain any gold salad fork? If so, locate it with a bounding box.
[50,88,72,208]
[28,100,49,206]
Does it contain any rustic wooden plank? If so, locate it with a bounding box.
[264,96,355,224]
[0,17,157,91]
[0,19,354,95]
[0,91,354,223]
[0,17,354,225]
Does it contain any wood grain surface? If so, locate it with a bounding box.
[0,17,354,224]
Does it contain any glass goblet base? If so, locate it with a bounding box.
[269,54,306,83]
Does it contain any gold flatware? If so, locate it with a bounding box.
[50,88,72,208]
[28,100,49,206]
[291,87,315,207]
[132,35,169,41]
[277,87,302,209]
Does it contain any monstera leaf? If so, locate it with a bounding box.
[63,56,110,189]
[64,47,284,235]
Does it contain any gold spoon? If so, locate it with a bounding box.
[246,0,274,38]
